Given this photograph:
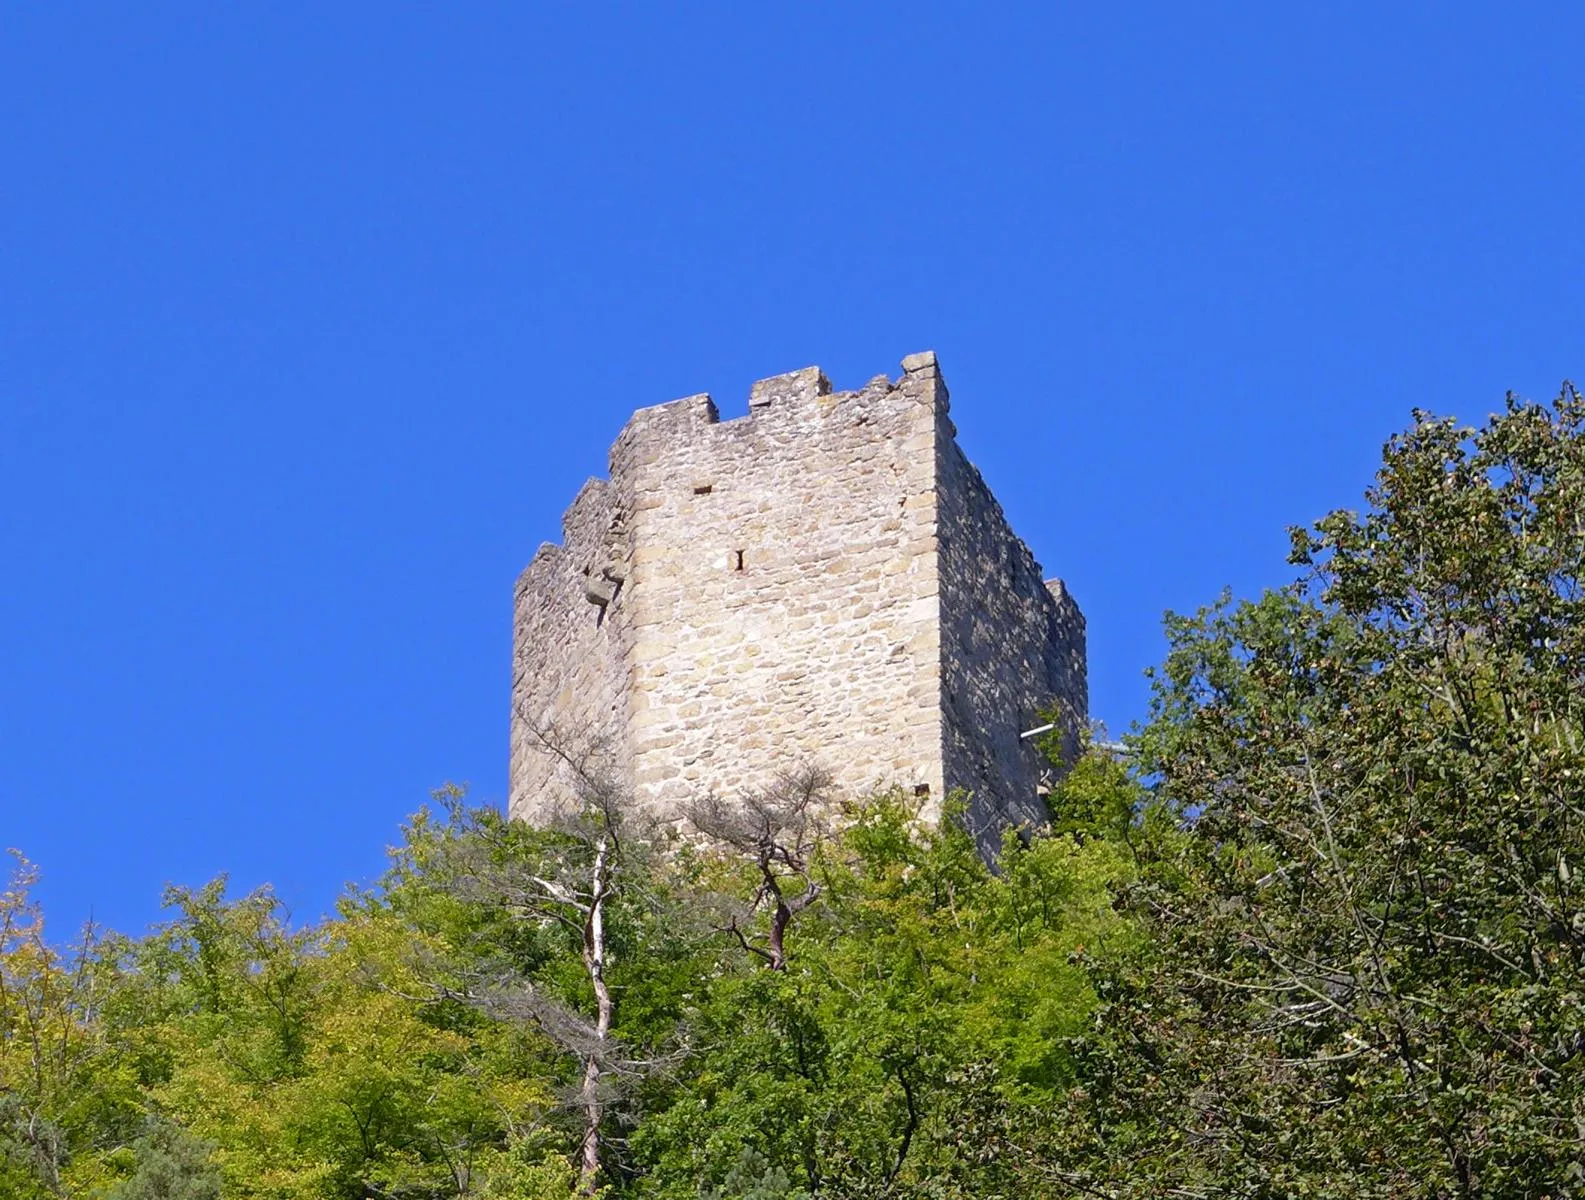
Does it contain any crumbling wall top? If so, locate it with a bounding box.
[1044,577,1082,615]
[609,352,944,466]
[747,365,831,412]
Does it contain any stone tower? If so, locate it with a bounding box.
[510,352,1086,845]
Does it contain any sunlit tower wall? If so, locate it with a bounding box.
[510,352,1086,847]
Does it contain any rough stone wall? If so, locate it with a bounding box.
[607,360,948,822]
[510,477,634,815]
[510,352,1086,837]
[936,415,1088,849]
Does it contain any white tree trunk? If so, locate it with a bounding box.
[578,833,613,1193]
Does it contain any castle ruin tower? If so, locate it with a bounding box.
[510,352,1087,846]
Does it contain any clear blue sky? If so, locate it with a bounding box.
[3,5,1581,937]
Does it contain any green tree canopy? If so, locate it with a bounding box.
[1050,387,1585,1198]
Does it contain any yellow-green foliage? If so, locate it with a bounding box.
[0,776,1149,1199]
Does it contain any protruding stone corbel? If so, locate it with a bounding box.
[583,566,624,610]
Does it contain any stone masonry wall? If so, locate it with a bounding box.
[510,353,1087,837]
[510,477,632,814]
[936,410,1088,849]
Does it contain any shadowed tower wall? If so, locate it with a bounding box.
[510,353,1086,839]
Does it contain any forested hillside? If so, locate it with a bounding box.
[4,389,1583,1199]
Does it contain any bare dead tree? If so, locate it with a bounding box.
[687,764,833,971]
[437,722,652,1195]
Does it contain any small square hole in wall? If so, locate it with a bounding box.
[914,783,930,799]
[732,549,745,571]
[693,484,713,495]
